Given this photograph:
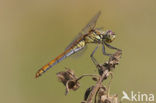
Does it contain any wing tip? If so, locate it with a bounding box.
[98,10,102,15]
[96,10,102,18]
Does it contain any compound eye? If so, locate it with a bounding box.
[107,30,112,34]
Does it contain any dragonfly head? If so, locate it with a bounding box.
[103,30,116,43]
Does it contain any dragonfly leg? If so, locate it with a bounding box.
[90,45,99,65]
[104,42,121,51]
[102,43,112,56]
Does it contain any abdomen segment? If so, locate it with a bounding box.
[35,41,85,78]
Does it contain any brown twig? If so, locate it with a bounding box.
[86,50,122,103]
[86,69,109,103]
[76,74,99,82]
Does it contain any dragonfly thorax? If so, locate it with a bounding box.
[103,30,116,43]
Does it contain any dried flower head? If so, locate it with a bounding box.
[57,68,80,95]
[98,50,122,76]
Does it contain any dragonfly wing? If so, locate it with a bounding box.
[71,45,88,59]
[82,11,101,34]
[65,11,101,50]
[65,32,83,50]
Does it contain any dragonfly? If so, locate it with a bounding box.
[35,11,120,78]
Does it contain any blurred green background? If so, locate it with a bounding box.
[1,0,156,103]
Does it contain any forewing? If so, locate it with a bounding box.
[82,11,101,34]
[65,11,101,50]
[71,45,88,58]
[65,32,83,50]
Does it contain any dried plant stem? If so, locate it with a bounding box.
[86,69,109,103]
[106,72,113,97]
[76,74,99,82]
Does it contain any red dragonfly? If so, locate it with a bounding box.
[35,11,120,78]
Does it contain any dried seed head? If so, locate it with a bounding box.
[57,68,80,95]
[98,86,107,97]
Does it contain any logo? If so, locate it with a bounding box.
[121,91,154,102]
